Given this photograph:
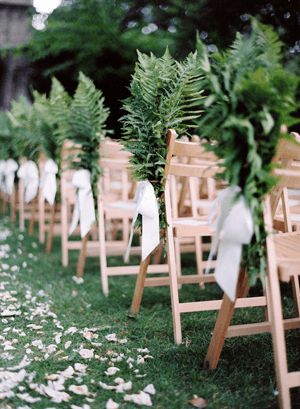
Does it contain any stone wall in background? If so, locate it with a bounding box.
[0,0,32,110]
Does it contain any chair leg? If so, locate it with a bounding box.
[28,201,37,236]
[76,233,89,277]
[174,237,182,290]
[267,270,291,409]
[204,268,248,369]
[291,274,300,316]
[61,201,68,267]
[46,204,56,254]
[167,228,182,345]
[19,184,25,232]
[10,190,16,223]
[153,242,164,264]
[130,253,152,315]
[195,236,205,288]
[98,201,109,296]
[39,197,45,244]
[2,195,7,214]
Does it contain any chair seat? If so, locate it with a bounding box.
[274,233,300,279]
[173,217,214,237]
[106,200,136,210]
[104,200,136,218]
[174,217,210,226]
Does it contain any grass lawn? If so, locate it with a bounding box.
[0,215,299,409]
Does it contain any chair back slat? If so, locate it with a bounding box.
[99,139,132,202]
[173,140,217,161]
[170,163,219,178]
[61,140,82,203]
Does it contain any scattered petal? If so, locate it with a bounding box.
[105,367,120,376]
[144,384,156,395]
[72,276,84,285]
[69,384,89,396]
[78,349,94,359]
[188,396,207,408]
[124,391,152,406]
[106,398,119,409]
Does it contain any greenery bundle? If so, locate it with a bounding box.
[0,112,15,160]
[195,19,299,283]
[61,72,110,197]
[31,78,71,165]
[7,97,41,161]
[121,48,204,228]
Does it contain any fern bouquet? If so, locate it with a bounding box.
[0,112,16,161]
[121,48,204,229]
[196,20,299,283]
[64,72,110,198]
[31,78,71,166]
[8,97,41,162]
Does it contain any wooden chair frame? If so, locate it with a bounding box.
[204,138,300,409]
[130,130,269,344]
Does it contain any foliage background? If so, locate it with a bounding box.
[21,0,300,134]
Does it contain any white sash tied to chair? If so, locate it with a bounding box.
[124,180,160,262]
[41,159,58,205]
[207,186,254,301]
[17,161,39,204]
[69,169,96,238]
[4,159,18,195]
[0,160,6,192]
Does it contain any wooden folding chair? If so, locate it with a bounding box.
[97,139,171,295]
[265,182,300,408]
[60,140,85,266]
[38,156,62,253]
[131,130,264,344]
[17,158,39,234]
[204,138,300,409]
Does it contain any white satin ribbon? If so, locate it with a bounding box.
[206,186,254,301]
[41,159,58,205]
[69,169,96,238]
[4,159,18,195]
[124,180,160,262]
[17,161,39,204]
[0,160,6,192]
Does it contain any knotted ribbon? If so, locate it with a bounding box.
[206,186,254,301]
[4,159,18,195]
[0,160,6,192]
[17,161,39,204]
[69,169,96,238]
[41,159,58,205]
[124,180,160,262]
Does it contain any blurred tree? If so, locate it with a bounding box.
[122,0,300,58]
[27,0,174,133]
[27,0,300,133]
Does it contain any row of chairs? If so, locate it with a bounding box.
[1,131,299,408]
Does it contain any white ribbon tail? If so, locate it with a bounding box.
[4,159,18,195]
[206,187,254,301]
[69,196,80,236]
[42,159,58,205]
[17,161,39,204]
[124,181,160,263]
[68,169,96,238]
[0,160,6,193]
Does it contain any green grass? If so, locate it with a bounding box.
[0,215,299,409]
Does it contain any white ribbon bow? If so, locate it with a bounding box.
[0,160,6,192]
[69,169,96,238]
[124,180,160,262]
[207,186,254,301]
[41,159,58,205]
[17,161,39,204]
[4,159,18,195]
